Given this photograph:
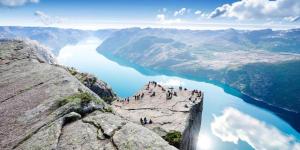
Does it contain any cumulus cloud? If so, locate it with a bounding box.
[209,0,300,22]
[194,10,202,15]
[211,107,300,150]
[174,8,187,16]
[0,0,39,7]
[34,11,64,25]
[156,14,181,24]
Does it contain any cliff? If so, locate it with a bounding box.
[112,82,203,149]
[0,39,177,150]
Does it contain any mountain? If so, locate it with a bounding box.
[0,26,115,55]
[0,39,177,150]
[97,28,300,114]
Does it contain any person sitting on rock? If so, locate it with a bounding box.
[149,119,153,124]
[173,92,177,96]
[140,118,144,125]
[150,92,155,97]
[144,117,148,124]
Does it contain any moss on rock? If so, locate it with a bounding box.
[58,91,105,107]
[163,131,182,148]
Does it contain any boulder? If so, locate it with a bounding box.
[113,122,177,150]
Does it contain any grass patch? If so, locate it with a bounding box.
[163,131,182,148]
[104,106,113,113]
[66,67,78,76]
[58,91,104,107]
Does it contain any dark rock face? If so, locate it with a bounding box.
[0,39,177,150]
[181,100,203,150]
[64,67,117,104]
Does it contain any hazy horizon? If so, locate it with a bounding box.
[1,0,299,30]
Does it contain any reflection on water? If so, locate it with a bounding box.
[211,107,300,150]
[58,37,300,150]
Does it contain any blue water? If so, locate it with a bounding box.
[57,37,300,150]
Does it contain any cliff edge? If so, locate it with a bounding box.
[0,39,177,150]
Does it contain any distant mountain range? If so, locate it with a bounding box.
[97,28,300,115]
[0,26,115,55]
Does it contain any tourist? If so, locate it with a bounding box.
[144,117,148,124]
[149,119,153,124]
[141,93,144,98]
[151,92,155,97]
[174,92,177,96]
[140,118,144,125]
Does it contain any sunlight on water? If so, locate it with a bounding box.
[197,133,213,150]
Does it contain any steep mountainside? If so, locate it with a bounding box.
[97,28,300,114]
[0,39,177,150]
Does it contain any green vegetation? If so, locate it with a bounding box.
[66,67,78,76]
[104,106,113,113]
[58,91,105,107]
[65,67,97,84]
[163,131,182,148]
[102,96,114,104]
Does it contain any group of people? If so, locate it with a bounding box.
[134,93,144,100]
[192,89,202,97]
[140,117,153,125]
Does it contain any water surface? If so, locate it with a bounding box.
[58,37,300,150]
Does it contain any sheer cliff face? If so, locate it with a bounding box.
[96,28,300,113]
[0,40,177,150]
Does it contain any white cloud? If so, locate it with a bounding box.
[211,107,300,150]
[156,14,181,24]
[174,8,187,17]
[209,0,300,22]
[194,10,202,15]
[34,10,64,25]
[0,0,39,7]
[284,16,300,22]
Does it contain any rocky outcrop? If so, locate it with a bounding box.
[112,82,203,149]
[113,122,177,150]
[0,39,177,150]
[64,67,117,104]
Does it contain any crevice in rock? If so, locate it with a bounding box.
[111,138,120,150]
[168,108,189,113]
[1,82,44,103]
[12,116,62,149]
[125,107,160,111]
[1,76,58,104]
[55,122,64,150]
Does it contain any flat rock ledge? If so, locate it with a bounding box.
[112,81,203,137]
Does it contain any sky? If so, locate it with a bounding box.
[0,0,299,30]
